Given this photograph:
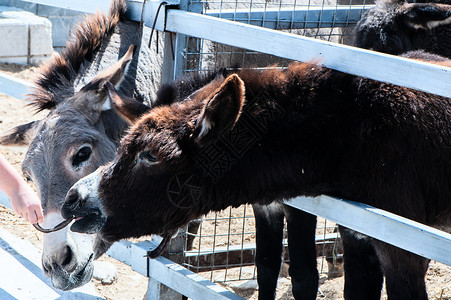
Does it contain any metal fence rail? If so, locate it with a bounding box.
[23,2,450,94]
[287,196,451,266]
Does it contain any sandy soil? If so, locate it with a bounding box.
[0,63,449,299]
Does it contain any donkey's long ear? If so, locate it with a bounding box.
[78,44,135,113]
[84,44,134,92]
[104,81,150,123]
[195,74,245,145]
[0,120,39,146]
[403,3,451,30]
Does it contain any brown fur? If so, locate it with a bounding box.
[64,52,451,299]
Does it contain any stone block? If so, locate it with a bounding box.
[0,56,27,64]
[0,6,53,65]
[2,1,89,51]
[29,55,51,65]
[0,20,28,56]
[29,22,53,56]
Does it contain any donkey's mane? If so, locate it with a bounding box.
[28,0,127,112]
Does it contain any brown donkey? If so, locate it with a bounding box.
[63,53,451,299]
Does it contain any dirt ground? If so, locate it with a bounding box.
[0,63,450,299]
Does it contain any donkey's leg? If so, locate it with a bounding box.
[284,205,318,300]
[186,219,202,251]
[373,241,429,300]
[253,203,285,300]
[339,227,383,300]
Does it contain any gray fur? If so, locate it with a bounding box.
[0,10,164,291]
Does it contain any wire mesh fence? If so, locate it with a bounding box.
[180,0,375,74]
[181,205,343,283]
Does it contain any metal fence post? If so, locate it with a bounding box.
[161,0,188,83]
[161,32,186,84]
[161,0,203,83]
[146,277,162,300]
[145,233,186,300]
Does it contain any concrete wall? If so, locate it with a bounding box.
[0,6,53,64]
[0,0,85,52]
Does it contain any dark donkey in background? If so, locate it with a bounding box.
[255,1,451,296]
[63,51,451,299]
[330,1,451,298]
[355,0,451,57]
[0,0,164,290]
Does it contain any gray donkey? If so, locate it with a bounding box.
[0,0,163,290]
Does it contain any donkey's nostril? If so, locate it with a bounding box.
[62,189,80,219]
[61,245,73,267]
[42,262,50,274]
[65,189,79,206]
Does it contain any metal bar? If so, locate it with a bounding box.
[204,6,371,29]
[182,233,340,271]
[147,278,162,300]
[286,196,451,266]
[19,0,368,30]
[172,33,187,80]
[184,233,340,256]
[0,72,33,100]
[117,240,245,300]
[164,10,451,98]
[31,2,449,98]
[148,256,245,299]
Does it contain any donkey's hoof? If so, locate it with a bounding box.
[93,261,118,285]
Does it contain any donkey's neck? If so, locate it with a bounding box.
[199,66,356,213]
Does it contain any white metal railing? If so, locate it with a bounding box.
[286,196,451,266]
[0,72,33,100]
[165,11,450,98]
[15,0,111,13]
[20,0,451,97]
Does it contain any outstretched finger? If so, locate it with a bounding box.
[23,212,30,223]
[28,210,38,224]
[35,209,44,224]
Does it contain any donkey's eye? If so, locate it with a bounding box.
[139,151,158,163]
[25,175,33,183]
[73,146,92,167]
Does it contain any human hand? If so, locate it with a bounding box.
[10,183,44,224]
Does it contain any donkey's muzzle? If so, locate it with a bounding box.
[62,188,106,234]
